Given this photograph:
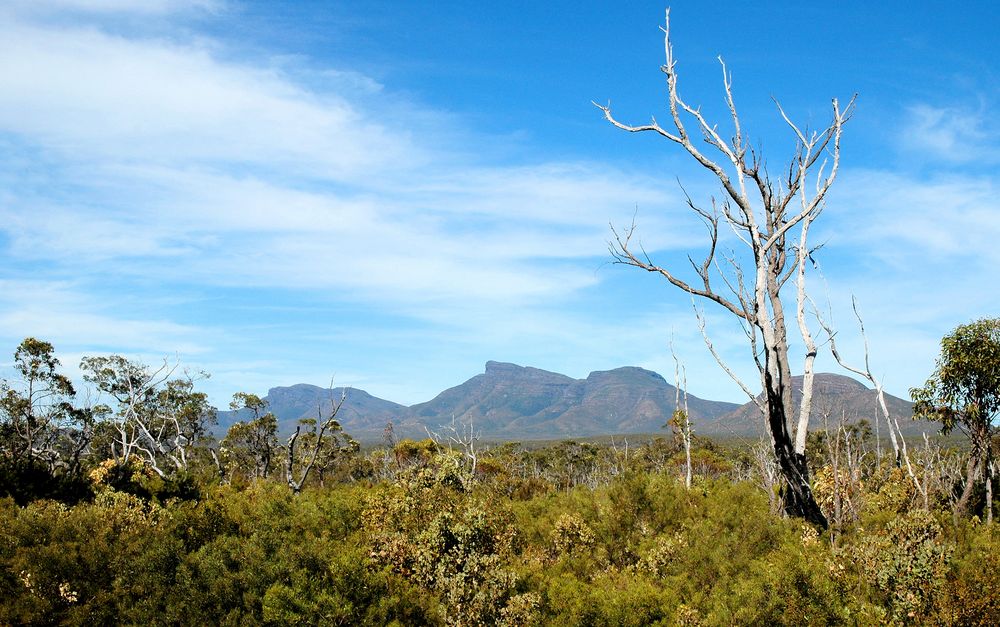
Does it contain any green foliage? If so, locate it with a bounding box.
[393,438,440,466]
[290,417,360,487]
[538,568,679,626]
[549,512,596,557]
[911,318,1000,436]
[851,509,953,623]
[222,393,279,483]
[3,454,1000,624]
[364,452,522,625]
[0,338,92,502]
[0,481,440,625]
[1,338,998,624]
[912,318,1000,519]
[936,523,1000,624]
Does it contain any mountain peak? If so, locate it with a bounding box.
[485,360,521,374]
[268,382,326,395]
[806,373,871,394]
[587,366,668,384]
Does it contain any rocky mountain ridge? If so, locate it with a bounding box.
[217,362,926,442]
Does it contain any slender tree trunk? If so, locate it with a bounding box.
[286,426,302,494]
[985,442,994,525]
[955,455,981,521]
[832,425,843,547]
[763,354,827,527]
[987,463,994,525]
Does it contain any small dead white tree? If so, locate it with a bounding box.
[285,387,348,494]
[425,415,481,489]
[670,337,693,489]
[597,9,854,526]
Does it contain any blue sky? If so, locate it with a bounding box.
[0,0,997,410]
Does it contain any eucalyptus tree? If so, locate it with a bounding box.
[597,10,854,526]
[0,338,91,474]
[80,355,216,477]
[912,318,1000,522]
[222,392,279,482]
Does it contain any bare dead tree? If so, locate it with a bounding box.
[752,436,784,517]
[608,435,630,478]
[596,9,854,526]
[425,415,482,489]
[815,405,870,546]
[670,336,693,489]
[446,416,480,477]
[820,407,844,546]
[285,387,348,494]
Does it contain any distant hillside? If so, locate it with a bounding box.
[405,361,739,438]
[715,373,932,437]
[216,383,407,436]
[407,361,576,430]
[215,365,933,442]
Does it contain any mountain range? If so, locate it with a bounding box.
[217,361,933,442]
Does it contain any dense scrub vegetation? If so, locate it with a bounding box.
[2,336,1000,625]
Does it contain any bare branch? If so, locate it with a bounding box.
[694,304,760,408]
[609,221,748,319]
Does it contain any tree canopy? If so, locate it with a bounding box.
[912,317,1000,521]
[912,318,1000,435]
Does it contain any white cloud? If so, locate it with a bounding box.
[827,168,1000,266]
[0,11,691,316]
[0,280,211,356]
[0,21,413,180]
[0,165,674,308]
[6,0,221,16]
[898,104,994,164]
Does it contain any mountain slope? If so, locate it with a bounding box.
[217,383,407,436]
[215,365,929,442]
[715,373,930,436]
[406,362,740,438]
[407,361,577,431]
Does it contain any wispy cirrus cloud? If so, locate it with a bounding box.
[5,0,222,17]
[828,168,1000,266]
[897,103,996,164]
[0,19,413,179]
[0,279,211,356]
[0,3,692,315]
[0,4,691,404]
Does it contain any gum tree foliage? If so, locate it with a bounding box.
[222,392,279,482]
[0,338,92,490]
[364,451,533,625]
[597,10,854,526]
[80,355,216,477]
[290,415,360,488]
[912,318,1000,520]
